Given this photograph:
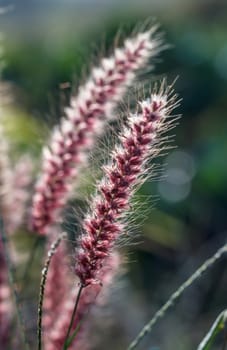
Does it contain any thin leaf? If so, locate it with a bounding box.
[127,243,227,350]
[197,310,227,350]
[65,320,82,348]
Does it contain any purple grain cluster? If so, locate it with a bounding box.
[31,29,161,235]
[75,89,177,286]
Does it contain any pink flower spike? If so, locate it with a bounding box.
[75,84,178,286]
[31,26,162,235]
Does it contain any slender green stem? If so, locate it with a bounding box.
[64,320,83,349]
[37,233,66,350]
[127,242,227,350]
[0,218,30,350]
[197,309,227,350]
[62,284,84,350]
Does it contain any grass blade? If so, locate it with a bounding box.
[197,310,227,350]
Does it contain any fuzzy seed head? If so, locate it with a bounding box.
[75,86,178,286]
[31,27,162,235]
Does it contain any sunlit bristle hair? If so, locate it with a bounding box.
[31,26,163,235]
[75,83,179,286]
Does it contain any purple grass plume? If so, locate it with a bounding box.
[75,85,178,286]
[31,27,162,235]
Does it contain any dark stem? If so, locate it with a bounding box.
[62,284,84,350]
[37,233,65,350]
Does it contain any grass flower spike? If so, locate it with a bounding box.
[31,26,162,234]
[75,85,178,286]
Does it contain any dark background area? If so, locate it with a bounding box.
[0,0,227,349]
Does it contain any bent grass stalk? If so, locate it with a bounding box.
[127,242,227,350]
[37,232,66,350]
[42,235,71,341]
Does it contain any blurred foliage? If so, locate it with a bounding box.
[1,105,44,155]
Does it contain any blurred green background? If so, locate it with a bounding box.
[1,0,227,349]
